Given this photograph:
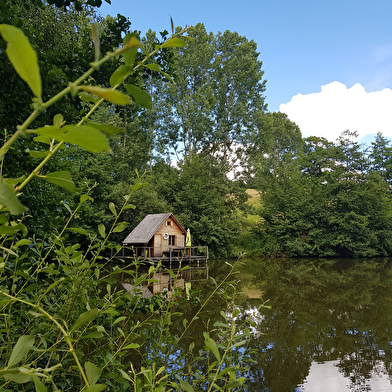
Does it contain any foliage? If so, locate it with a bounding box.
[0,20,257,391]
[254,129,392,258]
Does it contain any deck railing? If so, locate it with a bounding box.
[120,245,208,264]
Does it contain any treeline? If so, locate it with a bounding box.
[250,129,392,258]
[2,1,391,259]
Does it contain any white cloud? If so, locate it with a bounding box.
[279,82,392,141]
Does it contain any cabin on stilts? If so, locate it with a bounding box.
[121,213,208,266]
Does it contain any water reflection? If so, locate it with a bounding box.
[232,258,392,392]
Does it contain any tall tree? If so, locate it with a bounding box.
[153,23,267,173]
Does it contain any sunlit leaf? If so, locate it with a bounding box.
[203,333,220,362]
[33,135,51,144]
[80,86,131,105]
[44,171,80,192]
[144,63,161,72]
[0,180,27,215]
[61,125,111,153]
[68,227,89,235]
[79,91,99,103]
[161,37,186,48]
[110,65,133,86]
[80,194,94,203]
[98,224,105,239]
[109,202,116,216]
[15,239,31,246]
[29,150,49,158]
[0,25,41,98]
[125,84,152,109]
[113,222,128,233]
[53,114,63,127]
[121,343,140,350]
[8,335,34,367]
[85,361,101,386]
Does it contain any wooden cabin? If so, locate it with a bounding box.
[122,213,208,264]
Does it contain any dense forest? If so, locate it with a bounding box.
[2,0,392,260]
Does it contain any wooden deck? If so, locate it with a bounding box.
[119,245,208,266]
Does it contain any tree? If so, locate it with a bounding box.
[257,130,392,258]
[151,23,267,174]
[369,132,392,184]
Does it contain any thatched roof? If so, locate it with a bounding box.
[123,213,186,245]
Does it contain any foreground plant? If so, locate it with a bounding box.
[0,20,258,391]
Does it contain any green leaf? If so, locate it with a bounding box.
[2,370,32,383]
[125,84,152,109]
[44,171,80,192]
[110,65,133,86]
[112,222,128,233]
[80,194,94,203]
[132,182,149,191]
[85,361,101,386]
[0,224,20,235]
[80,86,131,105]
[98,224,106,239]
[161,37,186,48]
[119,369,132,381]
[84,385,106,392]
[179,380,194,392]
[123,204,136,210]
[203,333,220,362]
[0,245,18,256]
[61,125,111,153]
[8,335,35,367]
[15,239,32,246]
[144,63,161,72]
[71,309,100,332]
[33,135,51,144]
[0,25,41,98]
[68,227,89,235]
[109,202,117,216]
[53,114,63,127]
[122,34,140,64]
[0,180,27,215]
[86,122,125,136]
[32,376,47,392]
[29,150,49,158]
[79,91,99,103]
[121,343,140,350]
[113,316,127,325]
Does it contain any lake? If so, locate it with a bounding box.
[186,257,392,392]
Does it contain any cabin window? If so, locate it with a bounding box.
[166,221,171,226]
[169,235,175,246]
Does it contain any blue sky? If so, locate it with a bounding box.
[97,0,392,142]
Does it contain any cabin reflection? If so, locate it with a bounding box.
[122,262,208,297]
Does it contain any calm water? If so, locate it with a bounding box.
[187,258,392,392]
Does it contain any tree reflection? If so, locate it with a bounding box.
[237,258,392,391]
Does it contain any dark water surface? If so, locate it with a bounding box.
[192,258,392,392]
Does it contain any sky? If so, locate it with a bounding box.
[96,0,392,144]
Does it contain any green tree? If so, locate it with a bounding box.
[153,23,267,174]
[369,132,392,184]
